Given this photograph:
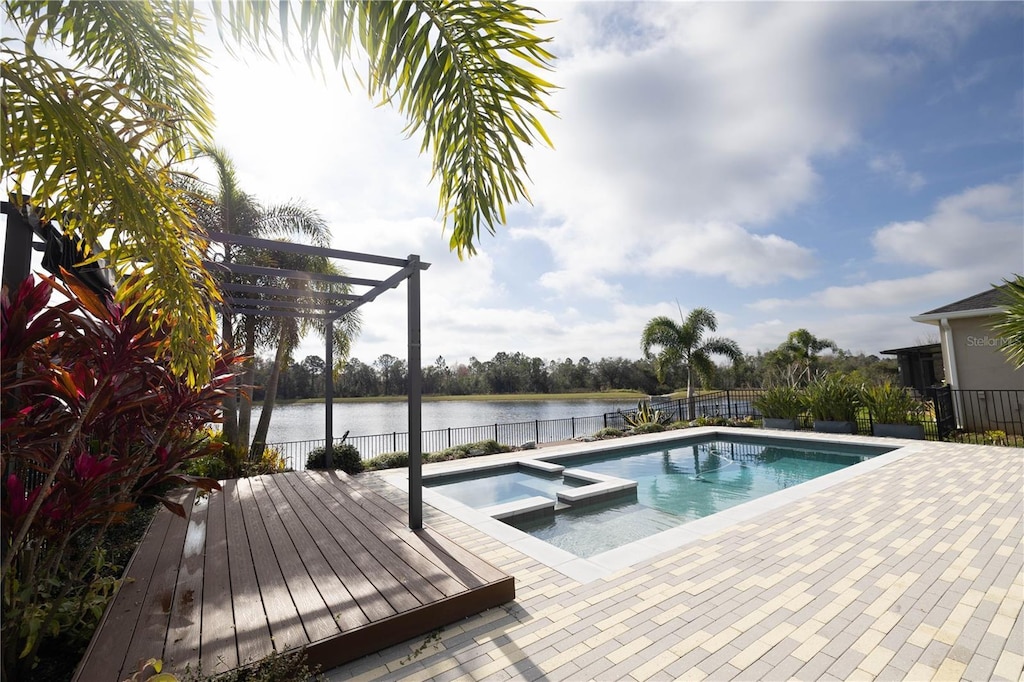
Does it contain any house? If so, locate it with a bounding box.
[905,284,1023,436]
[911,285,1023,392]
[879,342,944,392]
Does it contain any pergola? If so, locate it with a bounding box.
[204,231,430,529]
[1,204,431,529]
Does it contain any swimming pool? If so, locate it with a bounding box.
[423,432,896,559]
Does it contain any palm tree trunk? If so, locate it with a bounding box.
[250,324,289,460]
[686,365,697,420]
[238,315,255,451]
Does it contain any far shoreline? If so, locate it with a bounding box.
[259,389,651,407]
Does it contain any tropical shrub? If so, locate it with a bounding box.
[306,444,363,474]
[804,375,861,422]
[1,275,239,677]
[593,427,624,439]
[361,440,512,471]
[860,383,926,425]
[185,435,286,479]
[631,422,667,434]
[752,386,805,420]
[430,440,511,461]
[363,451,410,471]
[623,401,672,428]
[668,420,692,430]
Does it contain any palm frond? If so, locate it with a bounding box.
[215,0,556,256]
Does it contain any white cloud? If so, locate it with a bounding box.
[872,179,1023,269]
[869,153,925,191]
[519,2,981,293]
[748,180,1023,315]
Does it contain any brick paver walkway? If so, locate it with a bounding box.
[326,439,1023,681]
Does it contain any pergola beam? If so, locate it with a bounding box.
[204,260,388,288]
[222,282,360,301]
[207,230,410,268]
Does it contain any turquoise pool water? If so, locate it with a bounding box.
[426,435,893,558]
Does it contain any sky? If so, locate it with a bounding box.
[199,1,1024,368]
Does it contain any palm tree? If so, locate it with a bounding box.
[782,329,838,385]
[186,147,353,453]
[991,275,1024,369]
[248,251,360,460]
[4,0,555,383]
[641,307,742,417]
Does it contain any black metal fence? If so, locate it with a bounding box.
[265,387,1024,471]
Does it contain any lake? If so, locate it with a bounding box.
[250,398,640,445]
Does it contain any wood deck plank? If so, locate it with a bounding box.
[163,493,209,669]
[235,477,309,652]
[270,474,374,629]
[342,473,511,585]
[71,500,177,682]
[75,471,515,680]
[298,472,448,604]
[322,471,502,589]
[303,471,469,596]
[119,490,195,679]
[222,478,274,665]
[250,475,340,643]
[198,482,238,675]
[284,471,421,614]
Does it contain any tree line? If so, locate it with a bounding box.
[248,345,898,401]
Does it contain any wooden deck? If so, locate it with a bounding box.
[73,470,514,681]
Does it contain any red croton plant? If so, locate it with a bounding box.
[0,273,240,676]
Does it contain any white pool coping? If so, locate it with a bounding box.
[383,427,927,583]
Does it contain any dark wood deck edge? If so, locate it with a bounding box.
[301,574,515,672]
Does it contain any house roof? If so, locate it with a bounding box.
[880,343,942,356]
[919,286,1009,316]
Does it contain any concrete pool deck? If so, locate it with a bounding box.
[326,430,1023,681]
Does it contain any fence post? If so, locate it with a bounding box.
[447,427,451,448]
[494,423,498,442]
[571,416,576,439]
[535,420,539,443]
[727,390,733,419]
[603,413,608,428]
[678,398,683,421]
[393,431,397,452]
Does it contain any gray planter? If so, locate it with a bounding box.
[763,418,798,430]
[871,423,925,440]
[813,420,858,434]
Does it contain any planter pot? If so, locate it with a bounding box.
[763,418,798,430]
[813,420,858,435]
[871,423,925,440]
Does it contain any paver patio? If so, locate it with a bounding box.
[325,432,1023,681]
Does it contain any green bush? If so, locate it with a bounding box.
[594,427,624,439]
[668,420,691,430]
[860,382,925,425]
[363,440,512,471]
[631,422,666,434]
[364,451,410,471]
[752,386,805,420]
[805,375,861,422]
[306,444,363,474]
[431,439,511,461]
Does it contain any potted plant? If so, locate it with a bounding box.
[753,386,805,430]
[805,375,861,434]
[861,382,926,439]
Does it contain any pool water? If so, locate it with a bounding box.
[426,435,892,558]
[426,469,583,508]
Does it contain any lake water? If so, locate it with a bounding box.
[250,398,639,444]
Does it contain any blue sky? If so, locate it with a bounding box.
[198,2,1023,367]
